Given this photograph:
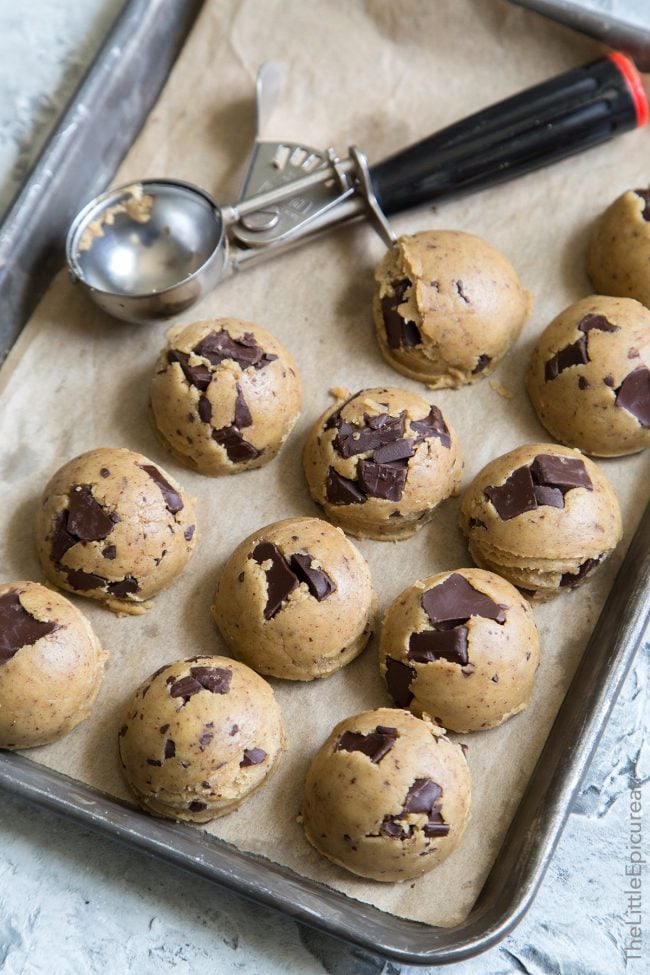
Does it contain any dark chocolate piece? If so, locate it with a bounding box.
[472,354,491,374]
[326,469,366,505]
[188,801,207,812]
[147,758,162,767]
[189,665,232,694]
[372,438,414,465]
[333,412,405,459]
[381,278,422,349]
[233,384,253,429]
[139,464,184,514]
[250,541,299,619]
[99,468,110,478]
[184,525,195,542]
[290,553,335,601]
[380,778,448,840]
[323,395,355,432]
[193,330,277,371]
[357,459,407,501]
[544,336,588,381]
[616,367,650,427]
[560,557,600,587]
[164,739,176,759]
[485,465,537,520]
[410,406,451,448]
[107,577,140,598]
[634,187,650,221]
[240,747,267,767]
[211,425,260,463]
[50,510,78,561]
[0,591,57,664]
[578,376,590,390]
[102,544,117,560]
[167,349,211,390]
[533,484,564,508]
[408,628,468,666]
[420,573,506,628]
[199,731,213,750]
[384,657,415,707]
[603,375,615,387]
[65,568,107,591]
[168,675,203,703]
[67,485,117,541]
[530,454,593,492]
[198,394,212,423]
[577,314,619,334]
[336,726,398,764]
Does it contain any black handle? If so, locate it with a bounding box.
[369,53,648,216]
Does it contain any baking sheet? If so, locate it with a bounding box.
[0,0,649,929]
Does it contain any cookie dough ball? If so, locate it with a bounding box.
[150,318,302,475]
[379,569,539,733]
[459,444,622,600]
[586,187,650,308]
[302,708,470,882]
[36,448,197,615]
[527,296,650,456]
[213,517,376,680]
[373,230,531,387]
[0,581,107,749]
[119,656,285,823]
[303,387,462,540]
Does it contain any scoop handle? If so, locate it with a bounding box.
[369,53,648,216]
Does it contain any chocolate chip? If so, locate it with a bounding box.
[472,354,491,374]
[336,726,398,763]
[188,801,207,812]
[50,510,78,561]
[485,465,537,520]
[381,278,422,349]
[491,674,499,683]
[159,724,170,734]
[410,406,451,448]
[107,577,140,598]
[193,330,277,371]
[560,557,600,587]
[420,573,506,628]
[385,657,415,707]
[211,425,260,463]
[234,384,253,429]
[198,394,212,423]
[99,468,111,478]
[409,628,468,665]
[578,376,590,390]
[184,525,195,542]
[603,375,615,387]
[139,464,184,514]
[230,724,239,736]
[357,458,407,501]
[326,469,366,505]
[323,395,355,431]
[169,675,203,703]
[65,568,107,591]
[118,725,128,737]
[530,454,593,493]
[533,484,564,508]
[66,485,117,542]
[102,544,117,560]
[290,552,335,601]
[577,314,619,334]
[240,748,267,767]
[189,666,232,694]
[333,412,406,458]
[544,336,589,381]
[250,541,299,619]
[372,438,414,465]
[167,349,211,390]
[380,778,448,840]
[164,739,176,759]
[634,187,650,220]
[616,367,650,427]
[199,731,213,750]
[147,759,162,767]
[0,591,57,664]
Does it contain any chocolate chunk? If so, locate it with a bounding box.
[159,724,170,734]
[102,544,117,560]
[372,439,414,465]
[193,330,276,371]
[230,724,239,736]
[336,726,398,764]
[380,818,410,840]
[485,465,537,520]
[578,376,590,390]
[290,553,335,601]
[533,484,564,508]
[119,725,128,737]
[380,778,448,840]
[577,313,619,334]
[240,747,267,767]
[189,666,232,694]
[0,591,57,664]
[50,511,78,561]
[164,739,176,759]
[326,469,366,505]
[198,394,212,423]
[408,628,468,665]
[184,525,195,542]
[147,759,162,767]
[169,675,203,703]
[420,573,506,629]
[66,485,117,542]
[530,454,593,492]
[333,412,406,458]
[544,336,588,381]
[410,406,451,448]
[107,576,140,598]
[211,425,260,463]
[167,349,211,390]
[381,278,422,349]
[139,464,184,514]
[99,468,110,478]
[323,395,355,431]
[199,731,213,750]
[384,657,415,707]
[616,367,650,427]
[234,384,253,429]
[65,568,107,591]
[251,541,299,619]
[603,375,615,387]
[357,459,407,501]
[472,354,491,374]
[560,557,600,587]
[188,801,207,812]
[634,187,650,221]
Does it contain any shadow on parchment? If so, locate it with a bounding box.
[5,492,42,581]
[207,96,257,202]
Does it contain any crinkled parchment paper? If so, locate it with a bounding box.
[1,0,648,928]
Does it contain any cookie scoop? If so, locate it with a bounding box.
[0,581,107,748]
[372,230,531,387]
[301,707,471,882]
[151,318,302,475]
[119,655,286,823]
[36,447,197,614]
[303,387,462,540]
[587,187,650,309]
[459,444,622,600]
[379,569,540,732]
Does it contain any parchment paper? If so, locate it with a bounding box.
[1,0,648,929]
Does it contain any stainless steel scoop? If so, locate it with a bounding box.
[66,55,648,325]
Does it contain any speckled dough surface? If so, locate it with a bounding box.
[459,444,622,600]
[0,581,107,749]
[527,295,650,456]
[212,517,376,681]
[35,448,197,615]
[150,318,302,475]
[301,707,471,882]
[372,230,531,388]
[586,187,650,309]
[119,656,286,823]
[303,387,462,540]
[378,569,540,733]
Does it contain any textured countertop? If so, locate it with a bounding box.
[0,2,648,973]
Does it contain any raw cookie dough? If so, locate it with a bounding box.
[119,655,285,823]
[586,186,650,309]
[527,296,650,456]
[212,517,376,680]
[150,317,302,475]
[36,448,197,615]
[303,387,462,540]
[459,444,622,600]
[379,569,540,733]
[372,230,531,387]
[0,581,107,749]
[301,707,471,882]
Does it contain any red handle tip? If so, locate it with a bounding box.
[608,51,649,128]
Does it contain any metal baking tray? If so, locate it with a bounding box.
[0,0,648,964]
